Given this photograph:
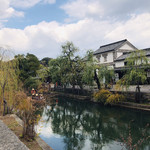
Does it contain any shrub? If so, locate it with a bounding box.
[94,89,111,103]
[15,91,45,140]
[106,93,125,105]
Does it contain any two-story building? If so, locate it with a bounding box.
[93,39,150,81]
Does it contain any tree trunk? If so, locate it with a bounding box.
[2,87,5,116]
[94,70,101,90]
[64,84,66,92]
[135,84,141,103]
[22,116,26,138]
[72,84,75,93]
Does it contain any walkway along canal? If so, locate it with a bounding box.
[36,96,150,150]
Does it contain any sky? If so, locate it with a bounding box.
[1,0,150,59]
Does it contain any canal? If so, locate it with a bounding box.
[37,97,150,150]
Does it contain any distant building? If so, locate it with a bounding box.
[94,39,150,81]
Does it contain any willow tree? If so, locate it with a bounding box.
[119,50,149,102]
[82,50,100,89]
[0,47,18,115]
[15,91,45,139]
[98,65,114,89]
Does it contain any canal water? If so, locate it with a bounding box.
[37,97,150,150]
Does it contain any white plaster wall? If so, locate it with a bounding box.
[100,52,113,63]
[117,52,123,58]
[119,43,135,51]
[93,56,97,61]
[108,65,114,69]
[115,61,124,68]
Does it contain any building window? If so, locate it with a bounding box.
[96,54,101,62]
[104,56,107,62]
[103,54,107,62]
[124,62,127,66]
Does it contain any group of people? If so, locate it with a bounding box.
[31,88,44,100]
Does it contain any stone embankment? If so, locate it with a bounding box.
[0,120,28,150]
[49,91,91,101]
[113,102,150,112]
[50,91,150,112]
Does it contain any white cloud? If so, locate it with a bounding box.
[43,0,56,4]
[0,0,23,20]
[105,13,150,49]
[0,13,150,59]
[10,0,41,8]
[11,0,56,8]
[61,0,150,21]
[61,0,104,20]
[0,0,56,26]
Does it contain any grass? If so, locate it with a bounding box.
[0,115,42,150]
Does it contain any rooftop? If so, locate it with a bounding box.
[93,39,127,55]
[115,48,150,61]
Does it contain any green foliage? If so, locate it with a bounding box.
[49,41,85,89]
[0,48,19,113]
[37,66,51,83]
[49,57,62,85]
[24,77,41,92]
[119,50,149,87]
[15,53,40,90]
[98,65,114,88]
[40,57,52,67]
[82,50,95,86]
[61,41,79,58]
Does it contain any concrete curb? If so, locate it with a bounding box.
[10,114,53,150]
[0,120,29,150]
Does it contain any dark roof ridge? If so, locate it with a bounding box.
[100,39,127,48]
[142,48,150,51]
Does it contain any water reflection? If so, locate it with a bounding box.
[38,98,150,150]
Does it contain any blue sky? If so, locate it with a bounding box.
[0,0,150,59]
[5,1,68,29]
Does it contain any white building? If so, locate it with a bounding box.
[93,39,137,68]
[94,39,150,81]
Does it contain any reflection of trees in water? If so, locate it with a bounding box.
[43,98,150,150]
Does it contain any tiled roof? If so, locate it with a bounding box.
[115,48,150,61]
[93,39,127,55]
[143,48,150,56]
[115,53,130,61]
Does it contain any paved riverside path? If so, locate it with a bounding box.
[0,120,29,150]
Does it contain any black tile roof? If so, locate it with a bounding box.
[115,48,150,61]
[93,39,127,55]
[115,53,130,61]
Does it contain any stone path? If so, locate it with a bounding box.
[0,120,29,150]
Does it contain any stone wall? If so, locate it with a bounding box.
[112,85,150,93]
[113,91,150,102]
